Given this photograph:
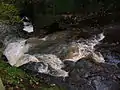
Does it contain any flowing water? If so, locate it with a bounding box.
[1,15,120,89]
[4,30,106,77]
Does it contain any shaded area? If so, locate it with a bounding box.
[22,59,120,90]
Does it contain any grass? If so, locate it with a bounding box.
[0,51,65,90]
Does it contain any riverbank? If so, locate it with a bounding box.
[0,50,65,90]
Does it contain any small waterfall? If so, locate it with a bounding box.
[3,31,105,77]
[22,16,34,33]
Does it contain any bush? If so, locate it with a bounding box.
[0,2,21,24]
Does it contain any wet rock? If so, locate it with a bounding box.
[22,62,49,73]
[64,61,75,68]
[75,59,92,69]
[52,60,120,90]
[22,61,68,77]
[91,76,120,90]
[0,22,19,44]
[69,60,92,78]
[80,84,95,90]
[63,61,75,71]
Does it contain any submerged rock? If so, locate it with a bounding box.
[21,55,68,77]
[50,59,120,90]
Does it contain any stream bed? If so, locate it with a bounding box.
[1,17,120,90]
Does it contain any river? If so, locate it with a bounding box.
[1,14,120,90]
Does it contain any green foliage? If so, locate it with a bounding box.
[54,0,75,13]
[0,2,21,24]
[40,0,120,14]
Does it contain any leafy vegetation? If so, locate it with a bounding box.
[0,2,21,24]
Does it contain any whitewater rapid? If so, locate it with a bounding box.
[3,32,105,77]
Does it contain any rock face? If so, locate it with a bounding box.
[38,59,120,90]
[67,59,120,90]
[0,22,20,45]
[0,22,32,46]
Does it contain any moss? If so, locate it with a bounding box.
[0,2,21,24]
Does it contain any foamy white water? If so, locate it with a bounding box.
[23,17,34,33]
[64,33,105,62]
[23,22,34,33]
[3,32,105,77]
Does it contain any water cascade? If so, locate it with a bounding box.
[3,31,105,77]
